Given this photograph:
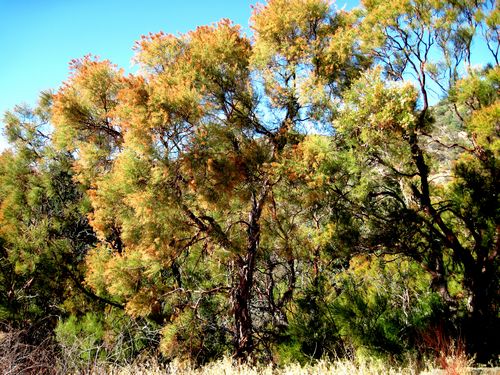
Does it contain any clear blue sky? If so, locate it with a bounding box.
[0,0,258,149]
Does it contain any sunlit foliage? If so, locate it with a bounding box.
[0,0,498,367]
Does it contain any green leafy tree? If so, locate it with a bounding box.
[331,0,499,360]
[0,94,120,342]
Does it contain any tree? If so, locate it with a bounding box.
[2,0,497,365]
[330,0,499,361]
[0,94,110,341]
[51,0,366,360]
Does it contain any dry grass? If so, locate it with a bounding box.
[85,356,500,375]
[86,356,434,375]
[0,329,58,375]
[2,327,496,375]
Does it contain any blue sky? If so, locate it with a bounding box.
[0,0,255,113]
[0,0,258,149]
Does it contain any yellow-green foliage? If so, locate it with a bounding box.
[2,0,498,367]
[454,66,500,157]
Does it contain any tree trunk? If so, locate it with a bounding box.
[463,262,499,363]
[232,186,268,360]
[428,251,455,305]
[233,249,257,359]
